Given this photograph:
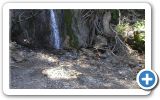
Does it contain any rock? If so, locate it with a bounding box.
[94,35,108,49]
[10,10,117,49]
[81,48,95,57]
[127,31,134,38]
[117,67,135,80]
[63,35,71,49]
[62,51,78,60]
[72,10,90,48]
[103,11,116,37]
[11,50,26,63]
[10,10,52,48]
[98,53,107,59]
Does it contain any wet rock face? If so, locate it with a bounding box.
[71,10,90,48]
[10,10,51,48]
[10,9,114,49]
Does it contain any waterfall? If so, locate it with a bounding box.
[50,10,61,49]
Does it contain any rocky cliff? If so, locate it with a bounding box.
[10,9,114,50]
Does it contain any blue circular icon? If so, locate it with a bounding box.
[137,69,158,90]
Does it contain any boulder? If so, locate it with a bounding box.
[103,11,116,37]
[71,10,90,48]
[94,35,108,49]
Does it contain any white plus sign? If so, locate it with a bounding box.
[142,74,153,85]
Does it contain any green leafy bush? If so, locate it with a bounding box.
[134,20,145,32]
[115,20,145,52]
[115,23,130,36]
[133,20,145,43]
[132,20,145,52]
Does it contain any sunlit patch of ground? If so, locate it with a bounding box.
[37,53,59,63]
[42,67,82,79]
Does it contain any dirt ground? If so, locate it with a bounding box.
[9,42,144,89]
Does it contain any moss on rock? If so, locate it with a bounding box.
[64,10,79,48]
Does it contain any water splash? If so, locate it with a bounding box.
[50,10,60,49]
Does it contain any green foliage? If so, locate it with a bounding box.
[132,32,145,52]
[132,20,145,52]
[134,32,145,42]
[111,10,119,24]
[133,20,145,42]
[115,20,145,52]
[134,20,145,32]
[115,23,130,36]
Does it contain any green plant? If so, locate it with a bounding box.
[115,23,130,36]
[111,10,119,24]
[134,20,145,32]
[132,20,145,52]
[115,20,145,53]
[133,20,145,42]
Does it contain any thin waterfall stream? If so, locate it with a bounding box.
[50,10,61,49]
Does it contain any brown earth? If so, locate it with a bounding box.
[10,42,143,89]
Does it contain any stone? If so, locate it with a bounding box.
[81,48,95,57]
[94,35,108,49]
[72,10,90,48]
[103,11,116,37]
